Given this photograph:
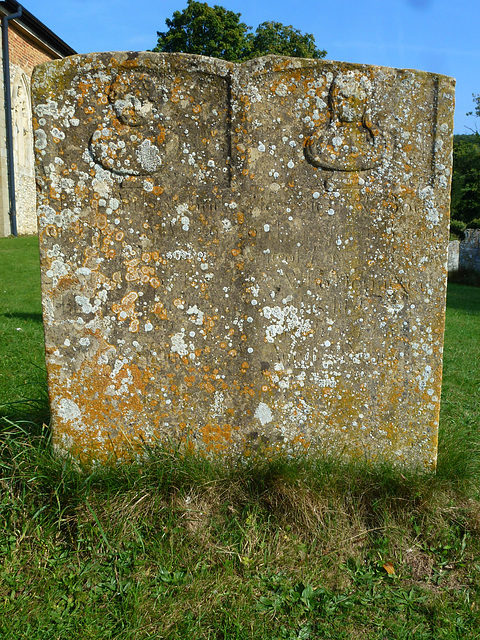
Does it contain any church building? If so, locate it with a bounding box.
[0,0,75,236]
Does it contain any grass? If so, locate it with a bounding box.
[0,235,48,424]
[448,268,480,288]
[1,236,480,639]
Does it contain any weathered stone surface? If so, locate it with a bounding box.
[32,52,454,468]
[448,230,480,274]
[459,229,480,273]
[448,240,460,273]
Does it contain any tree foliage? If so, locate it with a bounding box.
[451,134,480,226]
[449,95,480,230]
[153,1,251,61]
[248,21,326,60]
[468,94,480,120]
[153,0,326,62]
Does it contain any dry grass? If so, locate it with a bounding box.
[1,427,480,638]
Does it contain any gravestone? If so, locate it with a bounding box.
[32,52,454,468]
[459,229,480,273]
[448,239,460,273]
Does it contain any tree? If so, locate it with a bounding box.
[154,1,251,62]
[449,96,480,230]
[153,1,326,62]
[249,21,326,60]
[468,93,480,120]
[450,134,480,226]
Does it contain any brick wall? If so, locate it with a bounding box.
[8,25,55,75]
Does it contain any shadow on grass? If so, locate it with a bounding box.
[0,387,50,428]
[446,282,480,315]
[1,396,479,507]
[0,311,43,323]
[448,267,480,288]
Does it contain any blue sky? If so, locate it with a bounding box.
[26,0,479,133]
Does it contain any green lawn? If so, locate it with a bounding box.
[0,236,480,639]
[0,236,46,422]
[438,284,480,480]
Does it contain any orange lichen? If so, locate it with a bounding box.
[33,52,451,469]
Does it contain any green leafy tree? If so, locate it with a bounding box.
[451,134,480,226]
[154,1,251,61]
[468,93,480,120]
[153,1,326,61]
[449,95,480,229]
[449,218,466,241]
[249,21,326,60]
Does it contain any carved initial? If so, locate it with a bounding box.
[304,73,389,172]
[89,68,164,176]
